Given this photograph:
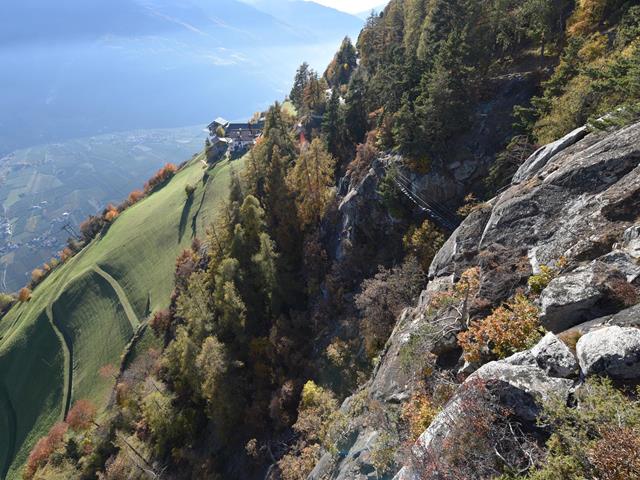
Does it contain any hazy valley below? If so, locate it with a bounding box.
[0,126,206,292]
[0,0,362,290]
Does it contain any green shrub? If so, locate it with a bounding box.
[369,431,398,475]
[403,220,445,272]
[528,258,567,295]
[528,265,557,294]
[377,166,408,218]
[524,378,640,479]
[0,292,15,314]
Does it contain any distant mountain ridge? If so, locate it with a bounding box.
[0,0,356,47]
[0,0,362,155]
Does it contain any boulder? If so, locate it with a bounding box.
[470,361,573,420]
[599,250,640,285]
[539,266,603,332]
[622,224,640,258]
[392,467,415,480]
[512,126,588,184]
[308,429,393,480]
[395,357,572,480]
[530,332,579,378]
[430,122,640,309]
[576,326,640,381]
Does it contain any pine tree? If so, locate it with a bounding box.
[213,258,247,341]
[176,270,214,343]
[324,37,358,88]
[236,195,266,259]
[228,168,244,229]
[392,97,423,160]
[345,72,368,145]
[252,232,279,312]
[415,26,473,151]
[290,62,311,110]
[521,0,567,56]
[302,72,327,116]
[322,88,344,159]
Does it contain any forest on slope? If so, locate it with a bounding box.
[4,0,640,479]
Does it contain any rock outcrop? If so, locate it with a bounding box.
[530,331,579,378]
[430,121,640,326]
[576,326,640,381]
[310,121,640,480]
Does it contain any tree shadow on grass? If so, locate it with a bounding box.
[191,173,213,238]
[178,194,194,242]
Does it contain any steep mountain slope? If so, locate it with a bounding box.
[310,120,640,479]
[245,0,364,38]
[0,153,242,478]
[4,0,639,479]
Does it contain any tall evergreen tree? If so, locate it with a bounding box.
[392,96,423,160]
[302,72,327,116]
[345,72,368,145]
[322,88,344,159]
[324,37,358,88]
[415,26,474,151]
[290,62,311,110]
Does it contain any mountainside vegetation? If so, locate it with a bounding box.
[2,0,640,479]
[0,154,241,478]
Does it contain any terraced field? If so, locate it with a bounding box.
[0,152,242,479]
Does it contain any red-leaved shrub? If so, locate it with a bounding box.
[66,399,97,431]
[24,422,68,478]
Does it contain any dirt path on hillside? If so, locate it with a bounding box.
[93,266,140,330]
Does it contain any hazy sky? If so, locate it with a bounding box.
[307,0,385,14]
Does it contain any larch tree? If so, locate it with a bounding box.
[287,138,336,230]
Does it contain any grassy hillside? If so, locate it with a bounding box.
[0,152,242,479]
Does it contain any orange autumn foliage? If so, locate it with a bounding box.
[144,163,178,193]
[66,399,97,431]
[24,422,68,479]
[59,247,73,263]
[458,293,542,363]
[31,268,45,284]
[103,204,119,222]
[589,426,640,480]
[127,189,145,206]
[18,287,32,302]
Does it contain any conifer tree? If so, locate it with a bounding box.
[392,97,423,160]
[322,88,344,159]
[290,62,311,110]
[213,258,247,341]
[287,139,336,229]
[345,73,368,145]
[228,168,244,228]
[324,37,358,88]
[302,72,327,116]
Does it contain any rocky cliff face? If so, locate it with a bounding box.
[331,71,541,272]
[309,121,640,480]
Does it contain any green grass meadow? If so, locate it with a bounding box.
[0,153,242,478]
